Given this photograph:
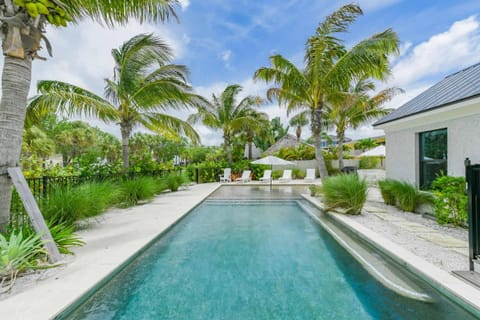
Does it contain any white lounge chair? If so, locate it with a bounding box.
[278,169,292,183]
[259,170,272,183]
[235,170,251,183]
[304,168,316,182]
[219,168,232,182]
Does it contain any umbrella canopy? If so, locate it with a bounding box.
[360,145,385,157]
[251,155,295,166]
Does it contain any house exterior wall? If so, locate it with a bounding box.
[380,97,480,186]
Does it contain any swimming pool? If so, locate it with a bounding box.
[57,197,478,319]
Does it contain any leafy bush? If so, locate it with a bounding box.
[272,170,283,180]
[117,177,157,207]
[292,168,306,179]
[431,176,467,226]
[359,156,381,169]
[322,174,368,215]
[381,179,434,212]
[250,165,269,180]
[186,161,223,183]
[163,173,189,192]
[0,231,45,286]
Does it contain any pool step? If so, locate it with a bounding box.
[298,201,433,303]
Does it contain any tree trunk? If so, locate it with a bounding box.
[337,129,345,170]
[0,56,32,230]
[247,132,253,160]
[224,135,232,166]
[296,126,301,141]
[120,124,131,170]
[311,107,329,180]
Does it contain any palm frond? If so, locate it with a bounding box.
[141,113,200,144]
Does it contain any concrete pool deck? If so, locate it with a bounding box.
[1,181,480,319]
[0,183,221,320]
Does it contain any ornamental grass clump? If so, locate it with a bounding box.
[163,173,189,192]
[117,177,157,207]
[322,174,368,215]
[378,179,398,205]
[381,179,434,213]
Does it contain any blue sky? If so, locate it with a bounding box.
[24,0,480,144]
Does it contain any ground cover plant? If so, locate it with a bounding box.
[321,174,368,215]
[431,176,467,226]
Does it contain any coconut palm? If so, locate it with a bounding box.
[254,3,399,180]
[289,112,309,141]
[324,78,403,169]
[0,0,179,229]
[188,84,263,166]
[242,109,269,160]
[29,33,200,170]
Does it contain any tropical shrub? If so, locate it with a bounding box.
[0,231,45,287]
[380,179,434,212]
[378,179,399,206]
[117,177,157,207]
[272,170,283,179]
[292,168,306,179]
[431,176,467,226]
[41,183,114,227]
[359,156,381,169]
[48,223,85,255]
[250,165,269,181]
[322,174,368,215]
[163,173,189,192]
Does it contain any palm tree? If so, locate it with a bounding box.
[29,33,200,170]
[254,3,399,180]
[355,138,379,152]
[0,0,179,229]
[324,78,403,169]
[242,109,269,160]
[188,84,263,166]
[289,112,309,141]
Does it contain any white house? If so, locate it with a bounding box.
[374,62,480,188]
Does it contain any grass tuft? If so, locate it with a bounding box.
[322,174,368,215]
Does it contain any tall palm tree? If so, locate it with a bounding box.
[188,84,263,166]
[324,78,403,169]
[0,0,179,229]
[29,33,200,170]
[254,3,399,180]
[289,112,309,141]
[242,109,269,160]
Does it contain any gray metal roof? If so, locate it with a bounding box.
[374,62,480,126]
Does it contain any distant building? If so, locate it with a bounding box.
[244,143,262,159]
[374,62,480,188]
[321,135,352,149]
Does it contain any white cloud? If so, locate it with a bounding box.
[221,50,232,62]
[391,15,480,87]
[178,0,190,11]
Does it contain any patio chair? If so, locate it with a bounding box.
[304,169,316,182]
[278,169,292,183]
[235,170,251,183]
[219,168,232,182]
[259,169,272,183]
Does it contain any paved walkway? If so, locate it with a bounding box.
[365,187,469,257]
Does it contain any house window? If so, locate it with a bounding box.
[419,128,447,189]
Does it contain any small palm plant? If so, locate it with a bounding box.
[0,231,45,292]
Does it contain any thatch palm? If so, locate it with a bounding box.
[29,34,199,170]
[0,0,179,228]
[324,78,403,169]
[188,85,263,166]
[254,3,399,179]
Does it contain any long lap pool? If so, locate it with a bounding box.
[58,187,478,319]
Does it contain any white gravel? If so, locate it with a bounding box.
[348,200,470,272]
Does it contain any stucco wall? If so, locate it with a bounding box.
[384,112,480,185]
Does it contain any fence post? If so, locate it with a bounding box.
[196,167,199,184]
[42,175,48,198]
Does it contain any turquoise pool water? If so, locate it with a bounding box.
[61,200,477,319]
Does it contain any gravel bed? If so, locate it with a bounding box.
[347,200,470,272]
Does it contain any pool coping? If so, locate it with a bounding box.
[301,194,480,317]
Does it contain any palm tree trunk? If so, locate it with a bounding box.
[311,108,329,180]
[296,126,301,141]
[247,132,253,160]
[0,56,32,230]
[120,124,131,170]
[337,129,345,170]
[224,135,232,166]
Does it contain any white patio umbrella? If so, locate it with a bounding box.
[360,145,386,157]
[251,156,295,191]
